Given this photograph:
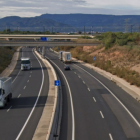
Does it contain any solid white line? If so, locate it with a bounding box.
[3,77,12,83]
[23,86,26,89]
[88,88,90,91]
[46,56,75,140]
[93,97,96,102]
[109,133,113,140]
[83,81,85,84]
[100,111,104,118]
[15,48,44,140]
[12,70,21,84]
[7,106,12,112]
[18,94,21,98]
[74,64,140,128]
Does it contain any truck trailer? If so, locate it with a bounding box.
[62,52,72,63]
[0,77,12,108]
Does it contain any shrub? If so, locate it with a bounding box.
[116,39,128,46]
[105,41,111,49]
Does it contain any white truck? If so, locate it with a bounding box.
[62,52,72,63]
[59,51,65,61]
[21,57,31,70]
[0,77,12,108]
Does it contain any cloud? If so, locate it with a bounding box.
[0,0,140,18]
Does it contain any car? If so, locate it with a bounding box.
[64,65,70,70]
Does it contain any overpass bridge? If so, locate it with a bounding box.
[0,41,100,47]
[0,34,94,40]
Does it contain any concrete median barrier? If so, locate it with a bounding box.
[33,49,61,140]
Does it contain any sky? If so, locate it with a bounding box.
[0,0,140,18]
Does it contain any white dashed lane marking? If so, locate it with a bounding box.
[93,97,96,102]
[88,88,90,91]
[18,94,21,98]
[109,133,113,140]
[100,111,104,118]
[7,106,12,112]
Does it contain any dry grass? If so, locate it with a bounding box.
[53,45,140,87]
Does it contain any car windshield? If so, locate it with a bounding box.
[21,60,30,64]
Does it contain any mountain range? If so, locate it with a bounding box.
[1,14,140,32]
[0,16,69,27]
[41,14,140,27]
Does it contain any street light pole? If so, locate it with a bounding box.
[84,26,85,36]
[130,25,134,34]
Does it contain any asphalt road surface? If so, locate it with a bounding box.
[44,47,140,140]
[0,46,49,140]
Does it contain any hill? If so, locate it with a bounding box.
[0,16,70,29]
[41,14,140,27]
[1,14,140,32]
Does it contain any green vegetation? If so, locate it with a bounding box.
[95,32,140,49]
[0,46,18,74]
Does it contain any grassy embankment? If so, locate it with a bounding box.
[0,46,18,74]
[53,33,140,87]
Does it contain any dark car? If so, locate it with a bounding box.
[64,65,70,70]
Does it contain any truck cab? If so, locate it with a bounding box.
[0,78,12,108]
[21,57,31,70]
[59,51,64,61]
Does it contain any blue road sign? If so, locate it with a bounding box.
[41,37,47,41]
[93,56,96,61]
[54,80,60,86]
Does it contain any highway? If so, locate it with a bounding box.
[1,45,140,140]
[0,47,49,140]
[44,47,140,140]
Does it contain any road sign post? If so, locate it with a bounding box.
[54,80,60,86]
[93,56,96,61]
[40,37,47,41]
